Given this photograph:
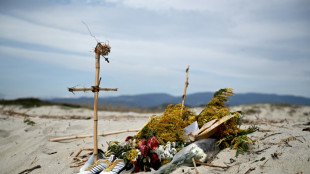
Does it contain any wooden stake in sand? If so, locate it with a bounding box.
[180,65,190,116]
[68,42,117,161]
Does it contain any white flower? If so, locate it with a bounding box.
[132,139,137,146]
[164,149,173,158]
[160,153,165,161]
[152,143,180,161]
[165,142,171,151]
[154,145,165,155]
[159,145,165,152]
[170,148,177,155]
[136,149,141,156]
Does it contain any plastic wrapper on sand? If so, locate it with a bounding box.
[154,139,219,174]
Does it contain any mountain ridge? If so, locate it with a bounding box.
[50,92,310,108]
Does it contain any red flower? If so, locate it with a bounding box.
[138,139,149,157]
[150,153,159,163]
[132,160,140,173]
[147,136,159,150]
[125,136,133,142]
[140,145,149,157]
[138,139,147,148]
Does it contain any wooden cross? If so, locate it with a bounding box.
[68,42,117,161]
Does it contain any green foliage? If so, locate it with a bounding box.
[232,135,252,157]
[136,104,195,145]
[0,98,49,108]
[106,141,136,159]
[23,118,36,126]
[197,88,234,127]
[238,125,259,136]
[197,88,258,156]
[0,98,81,108]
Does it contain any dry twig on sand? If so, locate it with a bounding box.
[242,119,291,126]
[280,136,303,143]
[259,159,269,168]
[194,159,230,169]
[192,158,199,174]
[18,165,41,174]
[258,129,274,132]
[244,167,255,174]
[260,133,282,141]
[29,156,38,166]
[302,127,310,131]
[70,148,94,168]
[254,147,271,154]
[49,129,140,142]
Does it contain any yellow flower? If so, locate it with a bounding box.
[136,104,196,145]
[125,149,138,161]
[161,158,171,165]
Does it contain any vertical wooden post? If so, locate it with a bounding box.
[181,65,190,116]
[93,51,100,162]
[67,39,115,163]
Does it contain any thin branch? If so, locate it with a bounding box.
[192,158,199,174]
[98,77,102,86]
[180,65,190,116]
[259,159,269,168]
[30,156,38,166]
[49,129,140,142]
[74,149,83,158]
[253,147,271,154]
[244,167,256,174]
[82,21,99,43]
[18,165,41,174]
[194,159,230,169]
[260,133,282,141]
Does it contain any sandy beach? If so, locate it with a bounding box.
[1,103,310,174]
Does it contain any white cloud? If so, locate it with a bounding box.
[119,0,241,12]
[0,14,308,85]
[0,45,93,71]
[0,0,309,98]
[0,14,96,53]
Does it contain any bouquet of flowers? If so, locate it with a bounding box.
[107,136,184,172]
[105,88,257,172]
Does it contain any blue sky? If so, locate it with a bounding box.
[0,0,310,99]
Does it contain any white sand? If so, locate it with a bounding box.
[1,104,310,174]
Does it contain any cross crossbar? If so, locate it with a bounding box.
[68,87,118,93]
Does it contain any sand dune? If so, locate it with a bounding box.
[0,104,310,174]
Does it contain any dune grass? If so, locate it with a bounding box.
[0,98,81,108]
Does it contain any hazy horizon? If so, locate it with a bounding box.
[2,90,310,100]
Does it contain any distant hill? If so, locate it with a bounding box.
[50,92,310,108]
